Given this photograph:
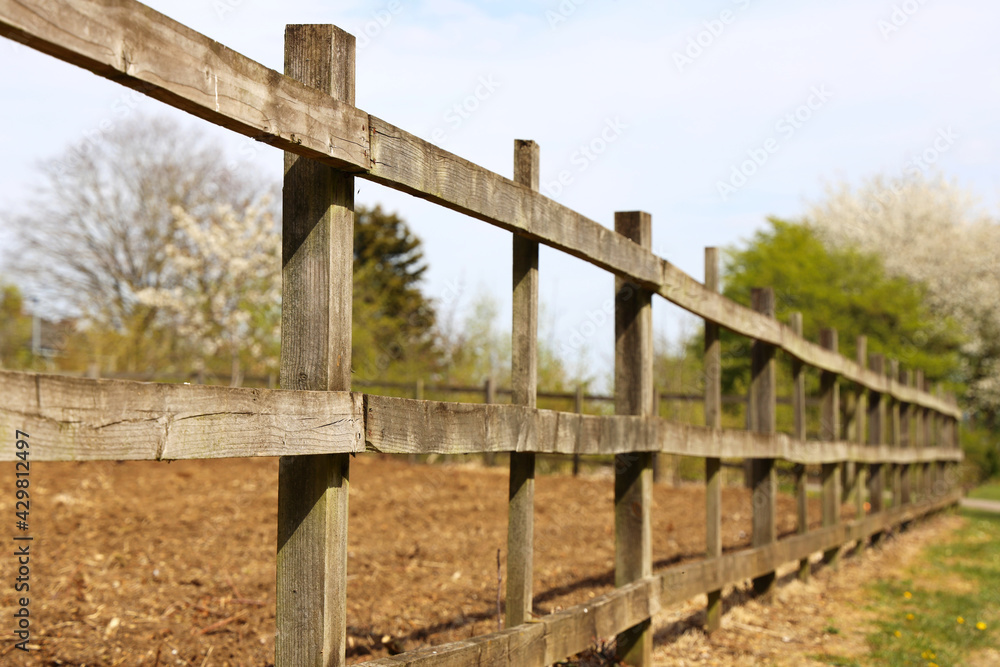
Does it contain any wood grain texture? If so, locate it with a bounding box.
[899,368,912,505]
[790,313,810,581]
[704,247,724,631]
[867,354,886,520]
[0,0,369,171]
[819,328,841,567]
[749,288,777,597]
[0,370,363,461]
[276,25,354,667]
[361,395,961,463]
[0,376,959,464]
[507,138,539,628]
[613,211,653,667]
[853,337,869,518]
[889,360,902,509]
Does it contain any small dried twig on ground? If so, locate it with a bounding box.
[195,610,249,635]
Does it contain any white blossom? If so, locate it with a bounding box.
[137,197,280,373]
[807,174,1000,415]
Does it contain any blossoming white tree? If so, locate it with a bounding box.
[137,198,280,386]
[807,174,1000,422]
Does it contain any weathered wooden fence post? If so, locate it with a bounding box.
[654,389,676,485]
[750,287,777,597]
[899,368,912,507]
[484,376,497,466]
[614,211,653,666]
[915,369,928,500]
[933,384,944,496]
[791,313,809,582]
[889,360,902,509]
[704,247,723,631]
[868,353,886,545]
[853,336,868,524]
[573,385,584,476]
[820,328,841,568]
[276,24,355,667]
[506,139,539,628]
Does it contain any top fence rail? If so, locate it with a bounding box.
[0,0,960,420]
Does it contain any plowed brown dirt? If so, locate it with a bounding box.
[0,455,831,666]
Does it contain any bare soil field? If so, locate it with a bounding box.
[0,454,860,666]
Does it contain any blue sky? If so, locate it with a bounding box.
[1,0,997,387]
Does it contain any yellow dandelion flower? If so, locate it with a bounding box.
[958,616,965,624]
[977,622,987,630]
[929,663,939,667]
[906,613,915,620]
[904,591,913,599]
[894,630,902,638]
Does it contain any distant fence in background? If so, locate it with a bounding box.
[0,3,963,666]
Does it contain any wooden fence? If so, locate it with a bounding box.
[0,2,964,665]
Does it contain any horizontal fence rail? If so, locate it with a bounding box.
[0,2,965,666]
[0,371,961,466]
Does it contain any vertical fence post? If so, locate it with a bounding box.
[853,336,868,524]
[926,379,937,495]
[868,353,886,545]
[889,360,902,509]
[819,328,841,568]
[916,370,927,500]
[653,388,664,483]
[791,313,809,582]
[408,379,425,463]
[750,287,777,597]
[573,385,583,476]
[948,405,957,494]
[899,368,912,507]
[506,139,539,628]
[931,382,947,496]
[276,24,355,667]
[704,247,723,631]
[484,377,496,466]
[614,211,653,667]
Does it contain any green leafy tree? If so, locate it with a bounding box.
[0,283,34,369]
[807,174,1000,428]
[714,218,962,400]
[351,205,438,381]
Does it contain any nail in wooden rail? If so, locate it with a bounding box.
[614,211,653,666]
[868,353,886,546]
[507,139,539,628]
[790,313,809,582]
[819,328,841,568]
[276,24,355,667]
[749,287,777,597]
[704,248,724,630]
